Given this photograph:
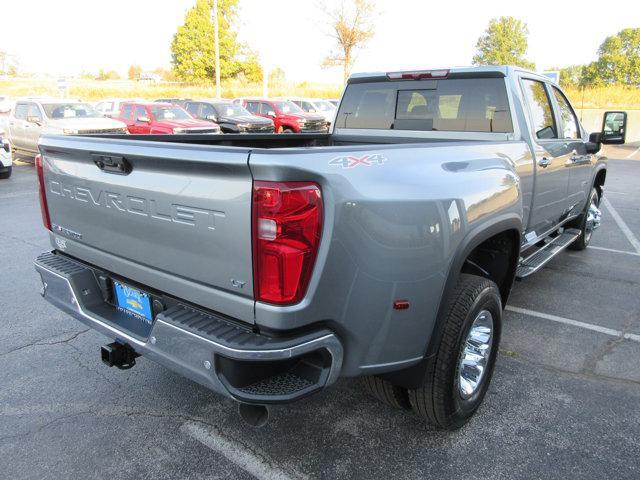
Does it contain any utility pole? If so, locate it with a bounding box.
[262,61,268,97]
[211,0,221,98]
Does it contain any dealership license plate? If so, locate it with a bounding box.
[114,281,153,321]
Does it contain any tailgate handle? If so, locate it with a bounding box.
[92,154,131,175]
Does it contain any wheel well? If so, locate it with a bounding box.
[594,169,606,200]
[461,229,519,305]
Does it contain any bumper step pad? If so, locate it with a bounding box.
[34,251,343,404]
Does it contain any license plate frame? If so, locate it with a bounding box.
[113,281,153,322]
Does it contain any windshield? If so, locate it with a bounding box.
[150,106,192,120]
[272,101,303,114]
[43,103,101,119]
[215,103,250,117]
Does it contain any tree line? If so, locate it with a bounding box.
[170,1,639,89]
[472,17,640,87]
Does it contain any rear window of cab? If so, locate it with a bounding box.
[336,78,513,133]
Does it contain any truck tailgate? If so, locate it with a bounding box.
[39,135,255,324]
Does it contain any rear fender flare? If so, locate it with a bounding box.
[378,214,522,389]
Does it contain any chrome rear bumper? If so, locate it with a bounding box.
[35,252,343,404]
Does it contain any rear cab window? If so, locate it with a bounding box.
[335,77,513,133]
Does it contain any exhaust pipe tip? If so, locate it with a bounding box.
[238,403,269,428]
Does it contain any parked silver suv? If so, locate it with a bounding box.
[8,99,127,158]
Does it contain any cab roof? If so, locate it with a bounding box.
[348,65,555,86]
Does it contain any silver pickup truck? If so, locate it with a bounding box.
[34,66,627,429]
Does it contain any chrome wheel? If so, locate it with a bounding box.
[584,196,601,244]
[457,310,494,400]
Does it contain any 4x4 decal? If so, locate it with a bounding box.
[329,153,386,169]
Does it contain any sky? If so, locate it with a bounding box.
[2,0,639,83]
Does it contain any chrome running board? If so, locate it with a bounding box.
[516,229,580,279]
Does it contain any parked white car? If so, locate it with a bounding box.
[95,98,140,118]
[7,99,128,159]
[280,97,337,126]
[0,96,13,114]
[0,129,11,179]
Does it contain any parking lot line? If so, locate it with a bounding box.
[602,197,640,254]
[625,147,640,159]
[505,306,640,343]
[588,245,640,257]
[181,421,305,480]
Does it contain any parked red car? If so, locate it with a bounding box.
[118,102,221,134]
[234,98,328,133]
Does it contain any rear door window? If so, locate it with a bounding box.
[336,77,513,133]
[521,79,557,140]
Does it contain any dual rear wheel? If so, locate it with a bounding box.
[363,274,502,430]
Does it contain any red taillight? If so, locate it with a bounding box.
[252,181,323,305]
[35,154,51,231]
[387,69,449,80]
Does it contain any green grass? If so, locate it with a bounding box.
[564,85,640,110]
[0,78,343,101]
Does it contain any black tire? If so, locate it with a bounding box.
[568,187,600,251]
[362,375,411,410]
[0,166,11,179]
[408,274,502,430]
[282,127,294,134]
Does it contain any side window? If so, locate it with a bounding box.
[259,103,274,115]
[522,79,557,140]
[121,105,133,120]
[28,104,43,121]
[14,103,28,120]
[552,87,579,139]
[186,102,200,116]
[201,103,216,117]
[134,106,147,120]
[245,102,258,114]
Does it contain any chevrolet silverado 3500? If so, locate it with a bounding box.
[34,66,627,429]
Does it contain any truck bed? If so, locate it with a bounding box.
[95,132,467,148]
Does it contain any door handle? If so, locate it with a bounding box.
[538,157,551,168]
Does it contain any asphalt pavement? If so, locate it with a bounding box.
[1,148,639,480]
